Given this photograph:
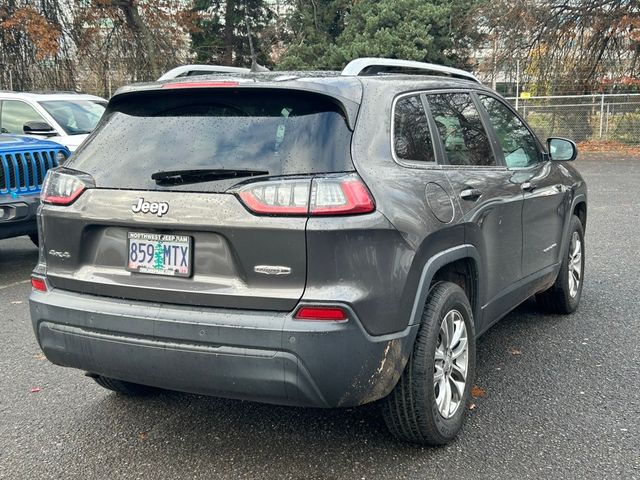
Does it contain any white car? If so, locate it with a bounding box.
[158,65,250,81]
[0,91,107,152]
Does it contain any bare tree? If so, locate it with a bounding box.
[478,0,640,95]
[1,0,194,96]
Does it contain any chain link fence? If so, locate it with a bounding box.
[504,93,640,146]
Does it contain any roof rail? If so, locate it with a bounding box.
[30,90,80,94]
[341,58,481,84]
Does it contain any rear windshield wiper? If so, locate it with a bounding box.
[151,168,269,186]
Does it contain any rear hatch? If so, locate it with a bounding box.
[39,86,357,311]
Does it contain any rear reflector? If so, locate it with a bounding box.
[162,81,240,89]
[31,277,47,292]
[236,174,375,217]
[294,306,348,321]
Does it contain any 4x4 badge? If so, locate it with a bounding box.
[132,198,169,217]
[254,265,291,276]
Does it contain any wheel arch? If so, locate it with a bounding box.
[547,192,587,289]
[573,200,587,232]
[559,194,587,260]
[408,245,482,328]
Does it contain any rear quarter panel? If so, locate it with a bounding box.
[346,81,470,335]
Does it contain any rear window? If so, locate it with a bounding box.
[69,89,353,192]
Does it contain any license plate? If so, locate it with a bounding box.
[127,232,192,277]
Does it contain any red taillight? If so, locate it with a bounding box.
[236,174,375,217]
[310,178,375,215]
[294,306,348,321]
[238,179,310,216]
[42,186,85,205]
[41,169,93,206]
[162,81,240,89]
[31,276,47,292]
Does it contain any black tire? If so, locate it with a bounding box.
[28,233,39,247]
[382,281,476,445]
[92,375,159,396]
[537,215,585,314]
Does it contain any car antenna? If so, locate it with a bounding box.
[244,15,270,73]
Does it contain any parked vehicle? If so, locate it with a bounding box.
[158,64,250,81]
[0,91,107,152]
[0,135,69,244]
[29,58,587,445]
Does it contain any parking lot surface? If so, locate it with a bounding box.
[1,155,638,479]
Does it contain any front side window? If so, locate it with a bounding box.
[427,93,495,167]
[479,95,541,168]
[0,100,47,134]
[393,95,435,163]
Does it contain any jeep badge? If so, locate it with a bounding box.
[132,198,169,217]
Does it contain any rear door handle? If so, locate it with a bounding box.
[521,182,536,191]
[460,188,482,200]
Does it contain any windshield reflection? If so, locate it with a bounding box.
[39,100,106,135]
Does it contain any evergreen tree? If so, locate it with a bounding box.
[153,242,165,270]
[277,0,352,70]
[191,0,275,67]
[279,0,481,71]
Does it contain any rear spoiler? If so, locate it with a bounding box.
[110,79,362,130]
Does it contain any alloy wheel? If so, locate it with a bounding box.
[568,231,582,298]
[434,309,469,419]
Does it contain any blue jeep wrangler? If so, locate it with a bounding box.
[0,135,69,244]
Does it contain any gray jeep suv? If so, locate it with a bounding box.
[29,58,587,445]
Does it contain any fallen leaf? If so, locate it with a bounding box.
[30,387,41,393]
[471,386,487,398]
[33,353,46,361]
[509,348,523,356]
[577,141,640,157]
[138,432,148,440]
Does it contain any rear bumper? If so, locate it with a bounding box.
[0,193,39,239]
[30,288,418,407]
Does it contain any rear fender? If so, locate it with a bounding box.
[408,245,482,328]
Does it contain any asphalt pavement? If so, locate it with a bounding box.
[1,156,638,479]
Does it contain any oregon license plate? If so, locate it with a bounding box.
[126,232,192,277]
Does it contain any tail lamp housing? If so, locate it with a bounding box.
[41,168,94,206]
[236,174,375,216]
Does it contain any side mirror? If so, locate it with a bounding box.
[23,121,56,136]
[547,137,577,162]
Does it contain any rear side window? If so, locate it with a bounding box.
[393,95,435,163]
[427,93,495,167]
[69,89,353,192]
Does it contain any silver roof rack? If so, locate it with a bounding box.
[341,58,481,84]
